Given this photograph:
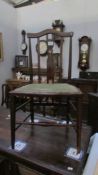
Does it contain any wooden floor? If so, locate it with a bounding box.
[0,106,91,175]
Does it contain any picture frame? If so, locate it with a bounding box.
[15,55,28,68]
[0,33,3,61]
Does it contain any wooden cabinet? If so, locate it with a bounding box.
[88,93,98,133]
[62,78,98,103]
[61,78,98,121]
[6,78,29,90]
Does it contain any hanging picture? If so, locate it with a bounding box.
[0,33,3,61]
[15,55,28,68]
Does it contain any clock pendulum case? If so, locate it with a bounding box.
[78,36,91,71]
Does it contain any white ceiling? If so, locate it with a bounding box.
[2,0,45,7]
[3,0,28,5]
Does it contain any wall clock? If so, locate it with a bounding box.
[78,36,91,71]
[21,30,27,55]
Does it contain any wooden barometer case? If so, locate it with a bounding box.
[21,30,27,55]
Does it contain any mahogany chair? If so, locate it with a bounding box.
[9,29,82,152]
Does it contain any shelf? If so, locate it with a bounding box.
[12,67,61,76]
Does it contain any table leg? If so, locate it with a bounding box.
[10,96,16,149]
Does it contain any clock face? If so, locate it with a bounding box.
[37,40,48,56]
[21,43,27,51]
[81,43,88,52]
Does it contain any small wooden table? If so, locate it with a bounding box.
[9,83,83,152]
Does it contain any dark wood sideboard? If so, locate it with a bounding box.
[61,78,98,122]
[88,93,98,133]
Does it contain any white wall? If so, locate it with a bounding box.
[0,1,17,104]
[16,0,98,78]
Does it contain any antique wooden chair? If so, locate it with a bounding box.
[9,29,82,152]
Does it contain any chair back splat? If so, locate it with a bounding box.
[27,29,73,83]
